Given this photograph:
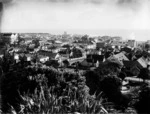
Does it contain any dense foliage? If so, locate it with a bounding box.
[1,49,149,114]
[135,84,150,114]
[85,64,131,109]
[0,53,107,113]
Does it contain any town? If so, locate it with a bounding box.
[0,32,150,114]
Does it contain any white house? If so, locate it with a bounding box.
[10,33,18,44]
[40,56,49,63]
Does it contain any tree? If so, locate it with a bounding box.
[47,45,56,51]
[136,85,150,114]
[100,75,130,110]
[138,68,150,82]
[145,43,150,51]
[81,35,88,41]
[32,39,40,48]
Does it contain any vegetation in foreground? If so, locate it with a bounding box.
[0,52,150,114]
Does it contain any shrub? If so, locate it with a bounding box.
[1,60,107,113]
[135,85,150,114]
[84,61,122,95]
[138,68,150,81]
[84,70,100,95]
[100,75,130,110]
[100,75,122,96]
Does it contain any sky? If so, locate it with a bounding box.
[0,0,150,41]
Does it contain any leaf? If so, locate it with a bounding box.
[90,102,96,113]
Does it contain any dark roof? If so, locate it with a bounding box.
[105,57,123,67]
[26,54,33,57]
[38,50,57,59]
[104,51,112,59]
[114,51,120,54]
[123,60,143,69]
[96,42,105,48]
[2,33,12,36]
[123,61,137,68]
[87,54,104,63]
[121,47,132,53]
[45,60,59,67]
[142,51,150,57]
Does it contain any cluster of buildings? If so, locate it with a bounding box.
[0,32,150,77]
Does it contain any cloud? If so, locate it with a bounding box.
[2,0,148,12]
[0,0,142,4]
[0,0,147,7]
[117,0,139,4]
[116,0,145,10]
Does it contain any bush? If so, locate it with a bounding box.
[135,85,150,114]
[1,60,107,113]
[138,68,150,80]
[84,70,100,95]
[100,75,122,96]
[100,75,130,110]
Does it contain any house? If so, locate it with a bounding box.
[25,40,33,45]
[111,36,122,41]
[86,54,105,66]
[86,54,104,64]
[80,59,93,67]
[45,60,59,67]
[96,42,105,49]
[26,54,32,61]
[127,40,137,48]
[39,56,49,63]
[0,54,3,58]
[123,57,148,76]
[87,44,96,49]
[14,54,20,63]
[121,47,132,53]
[111,40,126,47]
[39,40,47,46]
[55,40,62,44]
[137,57,147,68]
[86,49,99,55]
[68,56,86,65]
[114,52,129,61]
[53,42,62,48]
[10,33,19,44]
[57,48,70,58]
[104,51,113,59]
[123,61,142,76]
[108,52,129,65]
[1,33,12,44]
[55,53,68,62]
[38,50,57,59]
[21,36,33,44]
